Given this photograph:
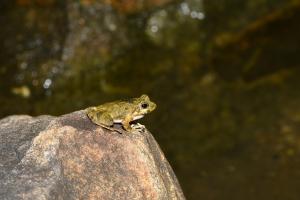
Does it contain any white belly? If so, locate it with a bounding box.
[133,115,144,120]
[113,115,144,123]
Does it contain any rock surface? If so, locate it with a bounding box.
[0,111,185,200]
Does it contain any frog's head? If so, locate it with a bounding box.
[133,94,156,118]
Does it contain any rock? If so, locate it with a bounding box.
[0,111,185,200]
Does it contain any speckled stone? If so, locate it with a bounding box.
[0,111,185,200]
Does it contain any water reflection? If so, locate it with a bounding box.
[43,78,52,89]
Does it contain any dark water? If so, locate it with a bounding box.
[1,0,300,199]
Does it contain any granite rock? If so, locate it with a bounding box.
[0,110,185,200]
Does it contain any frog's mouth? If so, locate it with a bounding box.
[133,115,144,121]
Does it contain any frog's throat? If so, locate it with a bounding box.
[133,115,144,121]
[113,115,144,123]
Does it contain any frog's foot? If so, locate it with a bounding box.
[100,125,127,134]
[131,123,146,132]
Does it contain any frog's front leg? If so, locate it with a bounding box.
[122,115,134,131]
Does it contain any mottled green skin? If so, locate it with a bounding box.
[86,94,156,131]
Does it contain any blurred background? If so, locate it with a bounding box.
[1,0,300,199]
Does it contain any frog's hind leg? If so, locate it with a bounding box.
[87,108,110,125]
[95,112,114,127]
[88,111,125,134]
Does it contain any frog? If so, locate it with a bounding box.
[86,94,156,133]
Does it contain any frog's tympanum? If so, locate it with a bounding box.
[86,94,156,132]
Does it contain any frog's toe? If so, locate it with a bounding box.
[131,123,145,131]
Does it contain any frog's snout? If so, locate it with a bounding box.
[151,102,157,111]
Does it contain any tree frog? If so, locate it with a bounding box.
[86,94,156,132]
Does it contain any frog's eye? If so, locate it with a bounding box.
[141,103,148,109]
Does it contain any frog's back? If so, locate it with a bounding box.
[97,101,135,118]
